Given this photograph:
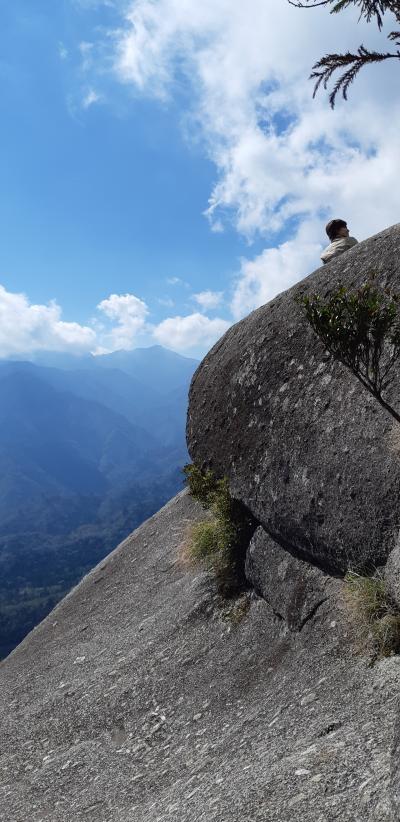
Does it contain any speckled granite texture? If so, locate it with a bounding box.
[1,491,399,821]
[187,223,400,574]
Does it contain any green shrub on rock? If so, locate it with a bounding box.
[190,520,221,562]
[183,463,218,509]
[299,280,400,423]
[183,464,255,597]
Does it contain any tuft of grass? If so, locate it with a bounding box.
[190,520,221,562]
[372,614,400,658]
[188,517,237,596]
[343,570,400,659]
[190,517,236,562]
[183,464,254,597]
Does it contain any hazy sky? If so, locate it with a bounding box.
[1,0,399,357]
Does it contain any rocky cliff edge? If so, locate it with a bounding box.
[3,225,400,820]
[1,492,400,821]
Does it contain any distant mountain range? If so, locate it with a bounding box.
[0,346,198,658]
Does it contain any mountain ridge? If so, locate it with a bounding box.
[0,346,198,658]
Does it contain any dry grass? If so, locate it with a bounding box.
[343,570,400,659]
[175,521,212,570]
[176,517,239,597]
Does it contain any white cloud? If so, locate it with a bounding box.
[102,0,400,314]
[0,285,96,358]
[97,293,149,351]
[82,88,102,109]
[231,228,322,320]
[153,312,230,352]
[166,276,187,286]
[112,0,399,238]
[97,293,228,354]
[193,290,223,311]
[0,285,229,359]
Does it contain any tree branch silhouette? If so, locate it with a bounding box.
[288,0,400,106]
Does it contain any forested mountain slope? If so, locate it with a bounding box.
[0,346,197,658]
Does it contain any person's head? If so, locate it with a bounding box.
[325,218,350,242]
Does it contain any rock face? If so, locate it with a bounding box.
[187,223,400,574]
[1,491,399,822]
[4,225,400,822]
[385,542,400,609]
[246,526,335,631]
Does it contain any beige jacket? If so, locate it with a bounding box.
[321,236,358,264]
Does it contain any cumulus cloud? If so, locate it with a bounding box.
[0,285,96,358]
[112,0,399,236]
[231,229,322,320]
[153,312,230,352]
[193,290,223,311]
[97,292,149,351]
[103,0,400,314]
[0,285,230,359]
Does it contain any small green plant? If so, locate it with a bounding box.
[190,520,221,562]
[343,570,400,659]
[183,463,218,508]
[183,464,255,596]
[189,517,237,594]
[299,281,400,422]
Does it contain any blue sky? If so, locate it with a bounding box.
[0,0,399,357]
[0,2,246,322]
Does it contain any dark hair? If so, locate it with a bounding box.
[325,218,347,242]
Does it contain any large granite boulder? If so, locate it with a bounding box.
[187,223,400,574]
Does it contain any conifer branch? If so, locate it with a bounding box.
[311,46,400,107]
[288,0,400,105]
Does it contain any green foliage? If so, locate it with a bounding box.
[344,570,400,658]
[183,463,220,508]
[184,464,254,596]
[299,281,400,421]
[289,0,400,107]
[0,476,181,659]
[189,517,237,593]
[190,520,224,561]
[184,464,235,533]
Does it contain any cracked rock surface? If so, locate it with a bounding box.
[1,491,399,821]
[245,526,336,631]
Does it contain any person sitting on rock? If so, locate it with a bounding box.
[321,219,358,264]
